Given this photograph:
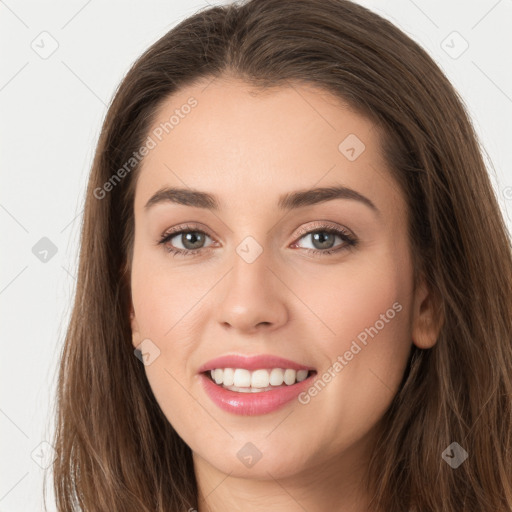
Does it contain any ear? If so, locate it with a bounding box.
[411,275,444,349]
[130,303,141,349]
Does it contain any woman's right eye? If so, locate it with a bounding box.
[158,229,214,257]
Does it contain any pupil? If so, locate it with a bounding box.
[183,232,204,250]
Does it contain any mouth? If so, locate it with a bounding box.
[197,354,317,414]
[199,366,318,415]
[202,368,318,393]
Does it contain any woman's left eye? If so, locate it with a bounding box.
[158,224,357,257]
[292,226,357,255]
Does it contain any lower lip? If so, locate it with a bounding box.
[199,372,316,416]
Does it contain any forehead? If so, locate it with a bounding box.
[134,77,403,218]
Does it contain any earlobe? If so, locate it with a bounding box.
[411,276,444,349]
[130,304,141,349]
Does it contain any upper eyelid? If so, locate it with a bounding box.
[294,222,353,237]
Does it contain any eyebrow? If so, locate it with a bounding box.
[144,185,379,215]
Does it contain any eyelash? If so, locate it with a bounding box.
[157,222,358,258]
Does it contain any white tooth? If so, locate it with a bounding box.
[223,368,235,386]
[284,369,297,385]
[231,385,252,393]
[269,368,285,386]
[296,369,308,382]
[211,367,310,390]
[251,369,270,388]
[233,368,251,387]
[213,368,224,385]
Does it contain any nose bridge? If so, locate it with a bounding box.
[216,234,288,331]
[229,234,273,298]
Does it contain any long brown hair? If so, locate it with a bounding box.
[48,0,512,510]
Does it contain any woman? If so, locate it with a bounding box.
[49,0,512,510]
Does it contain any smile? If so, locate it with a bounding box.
[207,367,312,391]
[200,368,317,415]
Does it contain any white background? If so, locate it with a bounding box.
[1,0,511,510]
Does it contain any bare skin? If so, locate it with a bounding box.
[129,76,441,512]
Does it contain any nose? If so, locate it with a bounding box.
[215,247,289,334]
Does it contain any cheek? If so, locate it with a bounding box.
[130,250,203,422]
[130,246,205,339]
[130,276,202,443]
[301,267,412,410]
[298,250,413,354]
[296,246,414,436]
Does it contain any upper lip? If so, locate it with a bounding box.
[198,354,316,373]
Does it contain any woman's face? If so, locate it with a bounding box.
[129,77,437,487]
